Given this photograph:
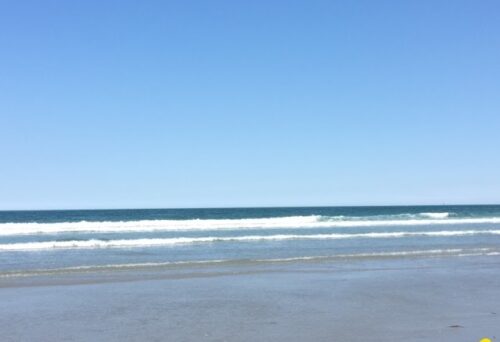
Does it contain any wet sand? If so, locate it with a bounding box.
[1,256,499,341]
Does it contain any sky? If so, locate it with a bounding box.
[1,0,500,210]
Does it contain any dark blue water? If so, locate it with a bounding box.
[2,205,500,223]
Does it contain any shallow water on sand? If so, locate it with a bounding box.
[0,255,499,341]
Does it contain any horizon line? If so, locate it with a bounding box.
[1,203,500,212]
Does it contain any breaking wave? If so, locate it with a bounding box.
[1,212,500,236]
[1,229,500,251]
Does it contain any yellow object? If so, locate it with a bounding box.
[479,338,491,342]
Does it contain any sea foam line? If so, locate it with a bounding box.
[1,230,500,251]
[0,248,495,278]
[1,214,500,236]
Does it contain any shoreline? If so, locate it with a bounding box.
[1,251,498,288]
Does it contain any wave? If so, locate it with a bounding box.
[0,248,496,278]
[419,212,449,219]
[1,229,500,251]
[1,213,500,236]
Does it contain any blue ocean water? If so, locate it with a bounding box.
[1,205,500,276]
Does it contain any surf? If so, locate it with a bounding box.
[1,229,500,251]
[2,213,500,236]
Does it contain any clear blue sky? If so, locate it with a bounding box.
[1,1,499,210]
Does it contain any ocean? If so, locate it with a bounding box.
[2,205,500,341]
[1,205,500,277]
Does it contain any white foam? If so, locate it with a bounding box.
[1,230,500,251]
[419,212,449,219]
[1,214,500,236]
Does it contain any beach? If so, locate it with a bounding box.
[1,254,499,341]
[1,206,499,341]
[4,0,499,339]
